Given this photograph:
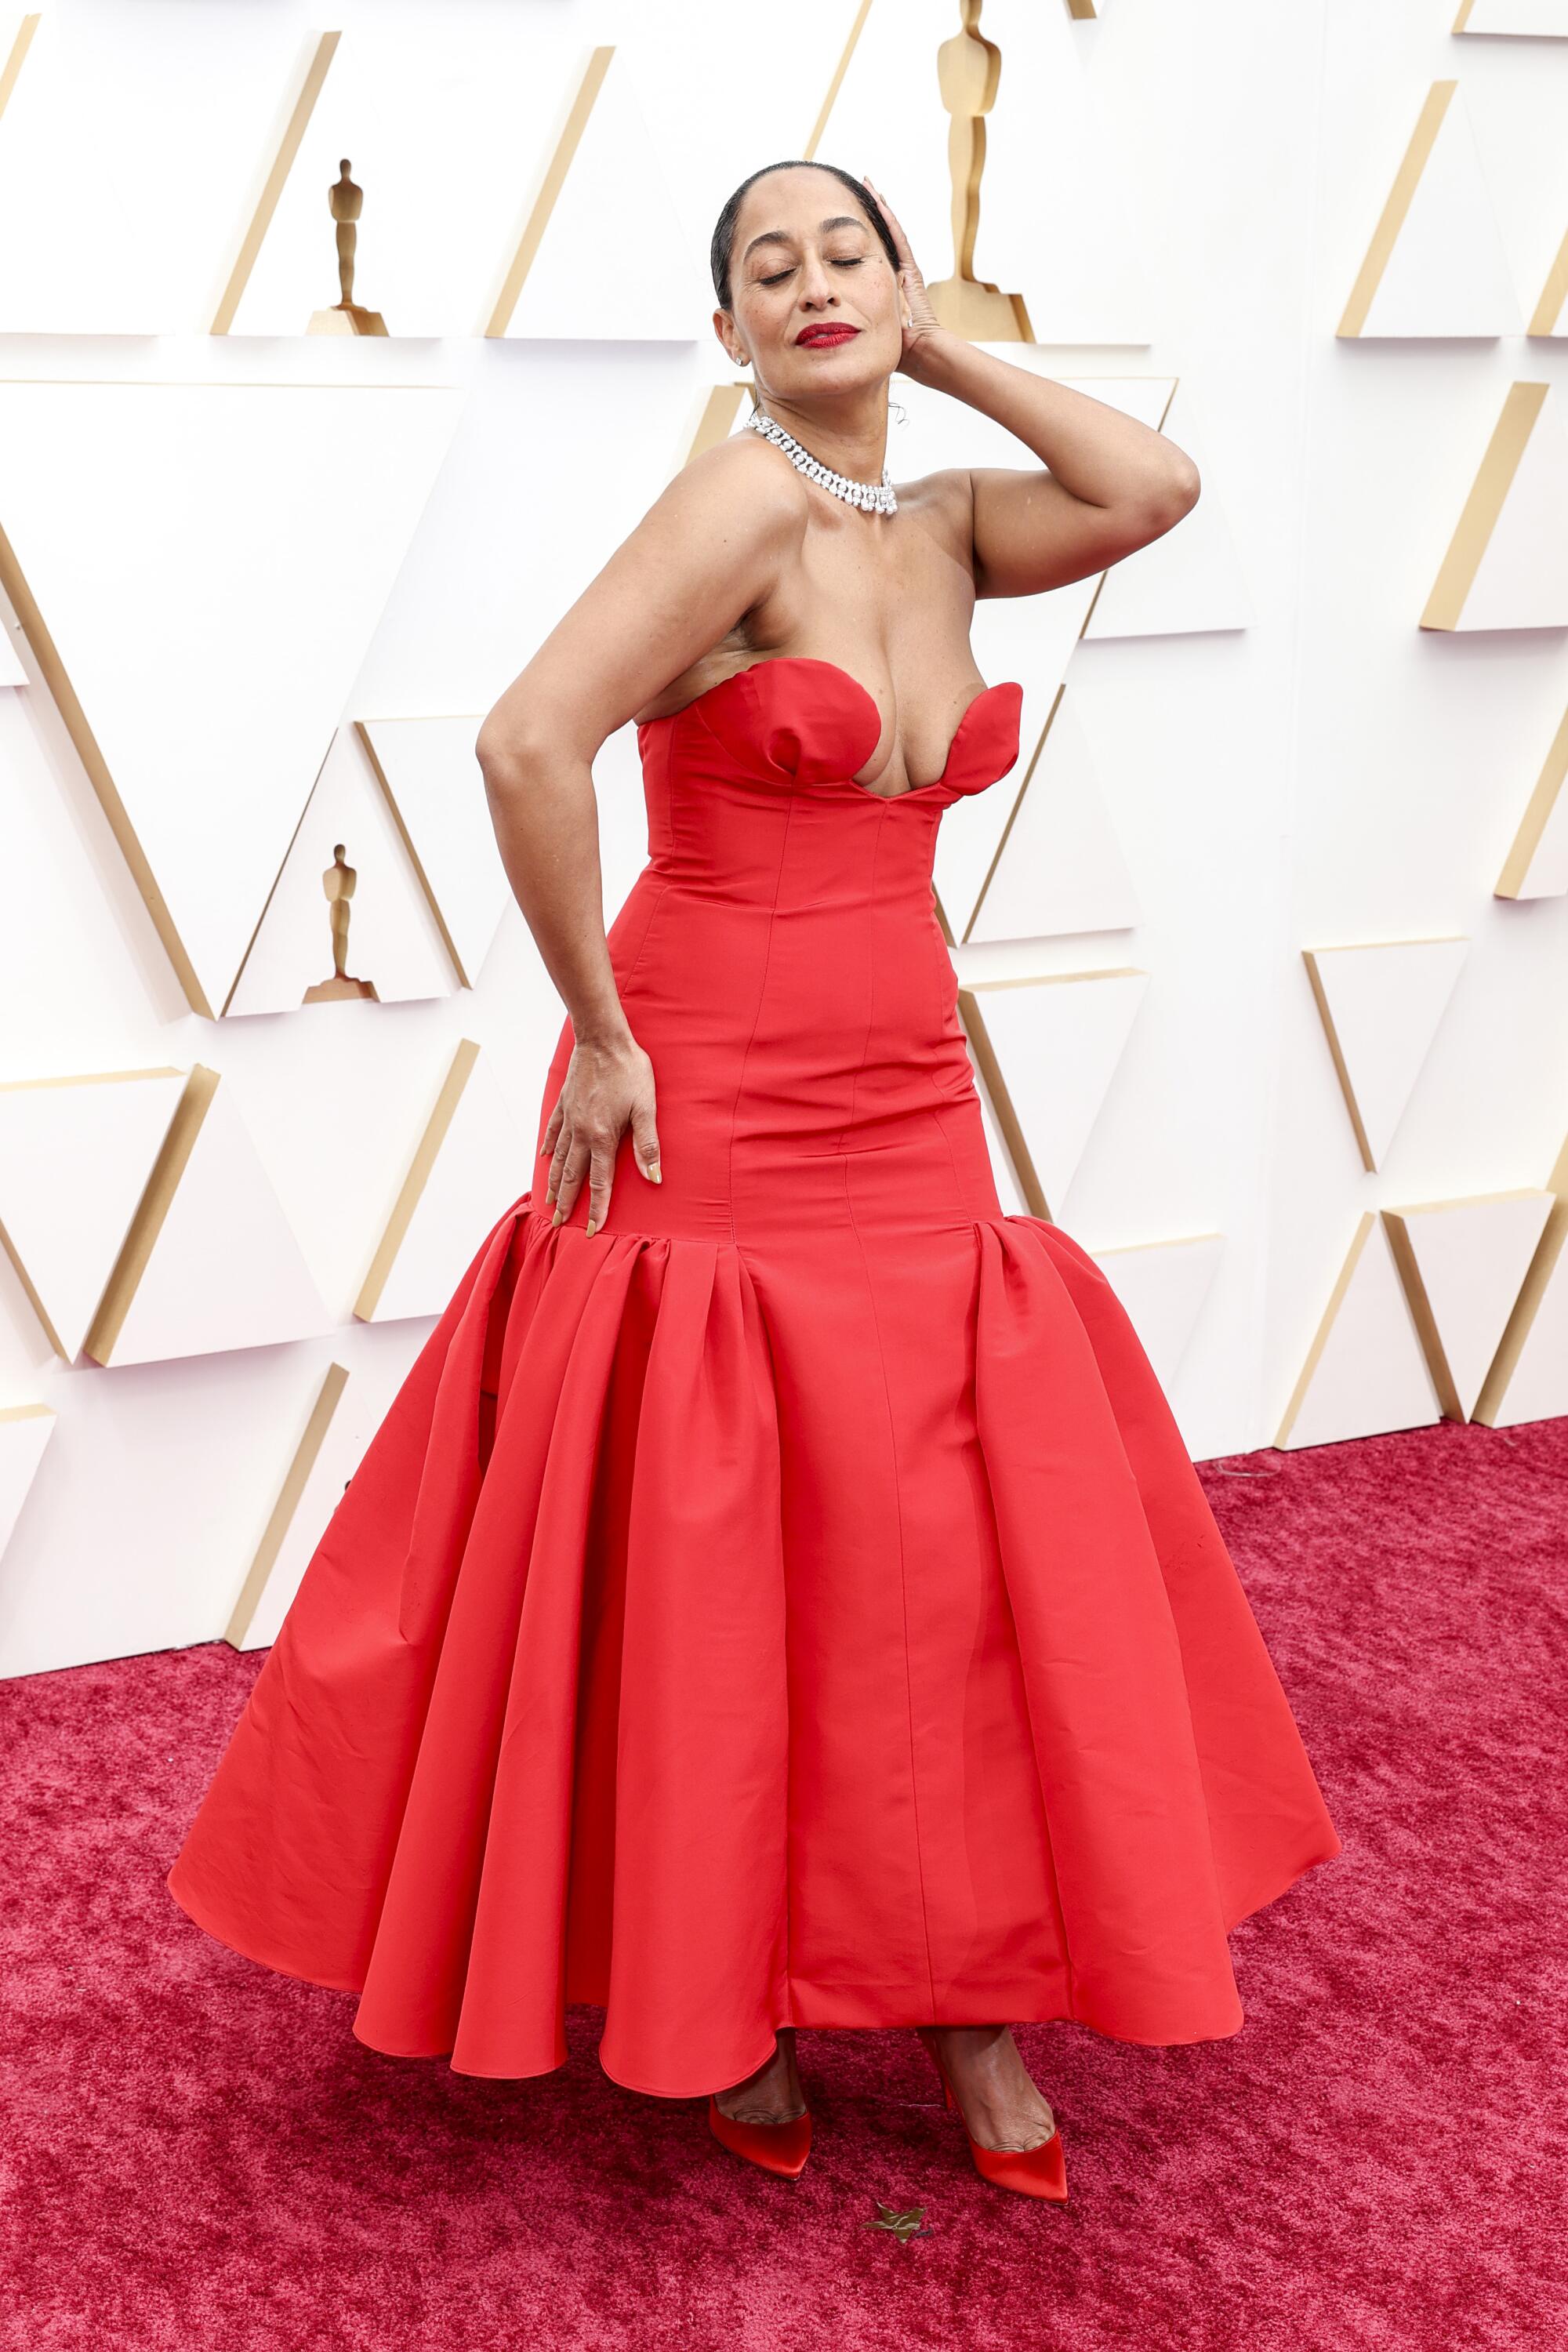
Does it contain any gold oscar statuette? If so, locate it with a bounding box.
[303,844,379,1003]
[307,158,388,336]
[924,1,1033,343]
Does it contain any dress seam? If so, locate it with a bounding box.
[840,1158,940,2019]
[724,793,797,1246]
[830,805,887,1153]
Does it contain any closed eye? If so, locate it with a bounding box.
[758,257,867,287]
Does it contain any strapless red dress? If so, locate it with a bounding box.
[169,655,1340,2096]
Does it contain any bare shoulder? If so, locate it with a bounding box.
[648,429,811,556]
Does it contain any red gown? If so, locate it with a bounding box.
[169,654,1340,2097]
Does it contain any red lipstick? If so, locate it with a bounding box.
[796,324,860,348]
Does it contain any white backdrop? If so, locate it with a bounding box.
[2,0,1566,1678]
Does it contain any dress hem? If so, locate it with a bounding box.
[166,1831,1342,2100]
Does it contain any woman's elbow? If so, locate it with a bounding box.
[1155,453,1202,528]
[475,711,545,798]
[1125,457,1200,551]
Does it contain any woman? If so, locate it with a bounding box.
[169,162,1339,2203]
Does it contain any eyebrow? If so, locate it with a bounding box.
[741,215,869,264]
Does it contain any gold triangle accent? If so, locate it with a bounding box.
[804,0,874,161]
[0,1402,53,1422]
[82,1065,220,1365]
[1275,1212,1377,1446]
[1338,82,1456,339]
[1421,381,1548,630]
[0,1069,184,1357]
[1301,949,1375,1171]
[1385,1190,1554,1424]
[0,518,213,1015]
[1473,1136,1568,1425]
[486,47,614,337]
[0,12,39,122]
[1496,704,1568,897]
[1381,1207,1463,1421]
[210,31,341,337]
[355,1038,480,1319]
[1527,226,1568,337]
[225,1360,349,1647]
[353,720,470,987]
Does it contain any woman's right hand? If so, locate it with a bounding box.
[540,1030,662,1236]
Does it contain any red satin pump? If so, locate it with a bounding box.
[706,2094,812,2179]
[916,2029,1069,2203]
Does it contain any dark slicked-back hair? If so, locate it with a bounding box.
[710,160,899,312]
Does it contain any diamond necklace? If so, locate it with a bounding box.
[745,405,897,515]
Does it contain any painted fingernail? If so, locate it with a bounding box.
[551,1207,563,1226]
[585,1218,597,1236]
[647,1163,662,1184]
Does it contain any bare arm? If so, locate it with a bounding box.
[863,176,1200,599]
[474,434,806,1234]
[916,335,1200,598]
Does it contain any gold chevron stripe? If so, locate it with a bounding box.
[210,31,340,337]
[1496,703,1568,897]
[1421,380,1547,631]
[1275,1212,1377,1446]
[82,1065,220,1365]
[226,1360,349,1647]
[355,1038,479,1318]
[1338,82,1456,339]
[486,47,614,337]
[1528,226,1568,336]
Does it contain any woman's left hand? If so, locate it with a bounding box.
[862,175,946,381]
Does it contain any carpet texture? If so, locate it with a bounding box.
[2,1417,1564,2352]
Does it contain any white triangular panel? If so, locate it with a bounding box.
[1388,1191,1555,1418]
[0,626,26,685]
[1454,2,1568,32]
[1481,1225,1568,1425]
[1350,86,1520,338]
[362,1051,530,1325]
[967,967,1148,1214]
[0,1405,56,1563]
[1083,387,1251,639]
[1089,1235,1223,1392]
[1306,939,1468,1170]
[1279,1216,1442,1449]
[227,18,590,338]
[0,5,300,332]
[500,49,711,340]
[0,1071,187,1359]
[0,383,463,1016]
[228,728,456,1016]
[237,1338,430,1651]
[975,0,1153,343]
[1446,385,1568,631]
[357,716,509,987]
[966,692,1139,942]
[107,1080,331,1366]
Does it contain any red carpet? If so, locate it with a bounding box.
[2,1417,1563,2352]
